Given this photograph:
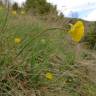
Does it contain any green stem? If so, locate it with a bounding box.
[16,27,67,57]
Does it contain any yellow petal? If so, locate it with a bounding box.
[15,37,21,44]
[21,11,25,15]
[12,10,17,16]
[45,72,53,80]
[69,21,84,42]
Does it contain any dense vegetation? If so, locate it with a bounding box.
[0,2,96,96]
[25,0,57,14]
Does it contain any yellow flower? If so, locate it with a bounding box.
[45,72,53,80]
[21,11,25,15]
[12,10,17,16]
[15,37,21,44]
[69,21,84,42]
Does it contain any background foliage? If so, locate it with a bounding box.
[25,0,57,14]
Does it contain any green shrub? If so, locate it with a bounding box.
[25,0,57,15]
[84,22,96,49]
[12,2,19,10]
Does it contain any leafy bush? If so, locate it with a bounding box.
[84,22,96,49]
[12,2,19,11]
[25,0,57,14]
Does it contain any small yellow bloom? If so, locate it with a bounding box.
[21,11,25,15]
[12,10,17,16]
[45,72,53,80]
[15,37,21,44]
[69,21,84,42]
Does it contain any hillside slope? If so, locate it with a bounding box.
[0,7,96,96]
